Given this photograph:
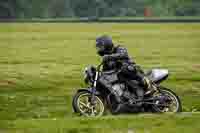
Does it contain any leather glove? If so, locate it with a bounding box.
[127,65,136,72]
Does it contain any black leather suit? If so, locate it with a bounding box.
[99,45,145,99]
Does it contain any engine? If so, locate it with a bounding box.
[112,83,126,97]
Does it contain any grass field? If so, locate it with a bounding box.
[0,23,200,132]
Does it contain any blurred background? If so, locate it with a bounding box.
[0,0,200,20]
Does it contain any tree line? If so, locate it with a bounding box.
[0,0,200,19]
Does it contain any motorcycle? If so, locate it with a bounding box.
[72,62,182,117]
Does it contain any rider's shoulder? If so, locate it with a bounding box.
[114,45,127,52]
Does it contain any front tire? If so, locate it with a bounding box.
[72,91,105,117]
[152,87,182,113]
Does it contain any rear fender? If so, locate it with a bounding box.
[154,74,168,84]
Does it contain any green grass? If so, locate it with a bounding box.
[0,23,200,132]
[1,113,200,133]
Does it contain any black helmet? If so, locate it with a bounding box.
[96,35,114,56]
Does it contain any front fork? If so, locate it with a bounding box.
[91,71,99,105]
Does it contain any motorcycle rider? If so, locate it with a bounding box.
[96,35,156,103]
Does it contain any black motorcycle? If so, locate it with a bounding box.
[72,62,182,117]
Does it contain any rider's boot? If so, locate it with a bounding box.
[145,84,158,95]
[142,77,158,95]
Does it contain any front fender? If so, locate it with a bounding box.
[77,88,101,95]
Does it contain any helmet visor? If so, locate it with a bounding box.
[96,43,105,56]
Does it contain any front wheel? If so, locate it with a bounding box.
[72,91,105,117]
[152,87,182,113]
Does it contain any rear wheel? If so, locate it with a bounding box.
[72,91,105,117]
[152,87,182,113]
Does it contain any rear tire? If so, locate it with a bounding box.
[152,86,182,113]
